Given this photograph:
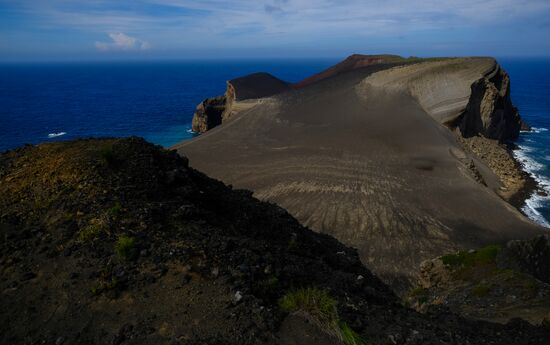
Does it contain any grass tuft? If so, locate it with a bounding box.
[107,202,122,217]
[91,278,119,296]
[280,287,338,324]
[339,322,370,345]
[280,288,370,345]
[114,234,136,260]
[78,216,109,241]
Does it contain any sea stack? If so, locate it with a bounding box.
[191,72,291,133]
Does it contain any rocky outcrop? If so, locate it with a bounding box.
[191,73,291,133]
[454,134,530,200]
[361,58,524,142]
[361,59,531,199]
[457,65,522,142]
[410,242,550,325]
[229,72,291,101]
[191,95,226,133]
[497,235,550,283]
[521,120,532,131]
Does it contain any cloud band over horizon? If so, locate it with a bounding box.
[0,0,549,60]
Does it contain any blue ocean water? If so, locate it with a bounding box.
[0,58,549,226]
[0,59,336,150]
[500,58,550,227]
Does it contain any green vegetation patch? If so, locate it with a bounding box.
[78,216,109,241]
[280,287,338,324]
[255,276,280,297]
[114,234,137,260]
[471,283,491,297]
[339,322,370,345]
[107,202,123,217]
[441,244,501,269]
[91,278,120,296]
[280,288,369,345]
[406,286,429,306]
[409,287,427,297]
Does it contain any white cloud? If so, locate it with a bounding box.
[6,0,550,56]
[95,32,150,51]
[16,0,550,35]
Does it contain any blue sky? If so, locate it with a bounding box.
[1,0,550,61]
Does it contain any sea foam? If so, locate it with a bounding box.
[513,140,550,228]
[531,127,549,133]
[48,132,66,138]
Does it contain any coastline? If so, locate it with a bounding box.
[508,144,541,221]
[454,129,549,228]
[176,57,548,293]
[511,129,550,227]
[175,56,549,234]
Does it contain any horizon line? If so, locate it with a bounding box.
[2,54,550,65]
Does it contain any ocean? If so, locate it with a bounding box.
[0,59,336,150]
[500,58,550,227]
[0,58,549,227]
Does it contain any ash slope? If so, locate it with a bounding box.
[175,56,545,291]
[1,138,550,345]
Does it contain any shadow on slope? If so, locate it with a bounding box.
[0,138,549,344]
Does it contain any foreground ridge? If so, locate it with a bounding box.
[1,138,549,344]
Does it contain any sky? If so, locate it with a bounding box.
[1,0,550,61]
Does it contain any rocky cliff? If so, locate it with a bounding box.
[191,73,291,133]
[457,64,522,141]
[361,58,530,199]
[191,96,226,133]
[497,235,550,283]
[176,55,545,294]
[4,138,549,344]
[408,238,550,325]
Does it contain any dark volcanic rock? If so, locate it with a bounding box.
[521,120,532,132]
[229,72,291,101]
[458,65,522,142]
[293,54,405,89]
[497,235,550,284]
[1,138,549,344]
